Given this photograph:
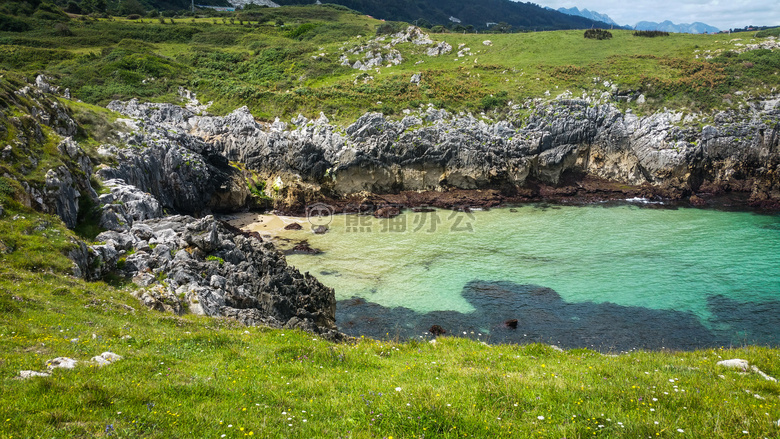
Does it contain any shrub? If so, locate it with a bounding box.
[584,28,612,40]
[0,14,31,32]
[633,30,670,37]
[32,3,70,21]
[375,21,404,36]
[480,91,509,111]
[63,1,82,14]
[53,22,72,36]
[287,22,320,40]
[126,14,141,20]
[755,27,780,38]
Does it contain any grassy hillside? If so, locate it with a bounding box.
[272,0,613,31]
[1,5,778,123]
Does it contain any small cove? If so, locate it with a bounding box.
[232,203,780,351]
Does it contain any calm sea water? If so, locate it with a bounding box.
[282,203,780,351]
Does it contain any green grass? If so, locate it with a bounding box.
[2,8,779,123]
[1,235,779,438]
[0,205,778,439]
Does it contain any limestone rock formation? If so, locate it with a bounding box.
[87,215,341,339]
[102,100,251,215]
[122,97,775,209]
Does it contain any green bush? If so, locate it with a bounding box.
[375,21,404,36]
[0,176,16,198]
[287,22,320,40]
[480,91,509,111]
[584,28,612,40]
[633,30,670,37]
[53,22,72,36]
[0,14,31,32]
[32,2,69,21]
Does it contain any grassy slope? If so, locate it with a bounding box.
[1,7,779,123]
[1,253,779,439]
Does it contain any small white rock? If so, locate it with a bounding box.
[91,352,123,367]
[46,357,78,370]
[18,370,51,379]
[717,359,749,370]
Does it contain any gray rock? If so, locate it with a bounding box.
[18,370,51,379]
[46,357,78,370]
[91,352,122,367]
[427,41,452,56]
[90,215,337,334]
[132,95,778,206]
[97,101,251,215]
[717,358,777,381]
[95,230,137,251]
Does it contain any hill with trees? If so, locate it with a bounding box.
[271,0,615,32]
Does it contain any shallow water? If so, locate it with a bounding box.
[276,203,780,351]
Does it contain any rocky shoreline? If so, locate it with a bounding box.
[4,75,778,342]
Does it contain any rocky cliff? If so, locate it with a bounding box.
[1,79,340,338]
[0,76,95,229]
[82,215,342,339]
[108,97,780,210]
[81,101,340,338]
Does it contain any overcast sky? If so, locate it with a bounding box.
[533,0,780,30]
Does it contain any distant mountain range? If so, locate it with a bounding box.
[553,7,622,28]
[634,20,720,34]
[552,6,720,34]
[271,0,617,31]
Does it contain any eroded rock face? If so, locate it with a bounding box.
[102,99,250,216]
[87,215,341,339]
[5,78,97,229]
[97,179,163,231]
[108,98,780,208]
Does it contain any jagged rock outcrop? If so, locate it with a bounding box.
[100,99,251,216]
[16,76,78,138]
[107,98,779,209]
[1,78,96,229]
[338,26,447,72]
[3,78,340,338]
[87,215,342,339]
[97,179,163,231]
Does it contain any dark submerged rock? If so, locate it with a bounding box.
[290,241,321,255]
[429,324,447,336]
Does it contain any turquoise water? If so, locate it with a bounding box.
[281,204,780,350]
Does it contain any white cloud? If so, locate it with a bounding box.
[533,0,780,30]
